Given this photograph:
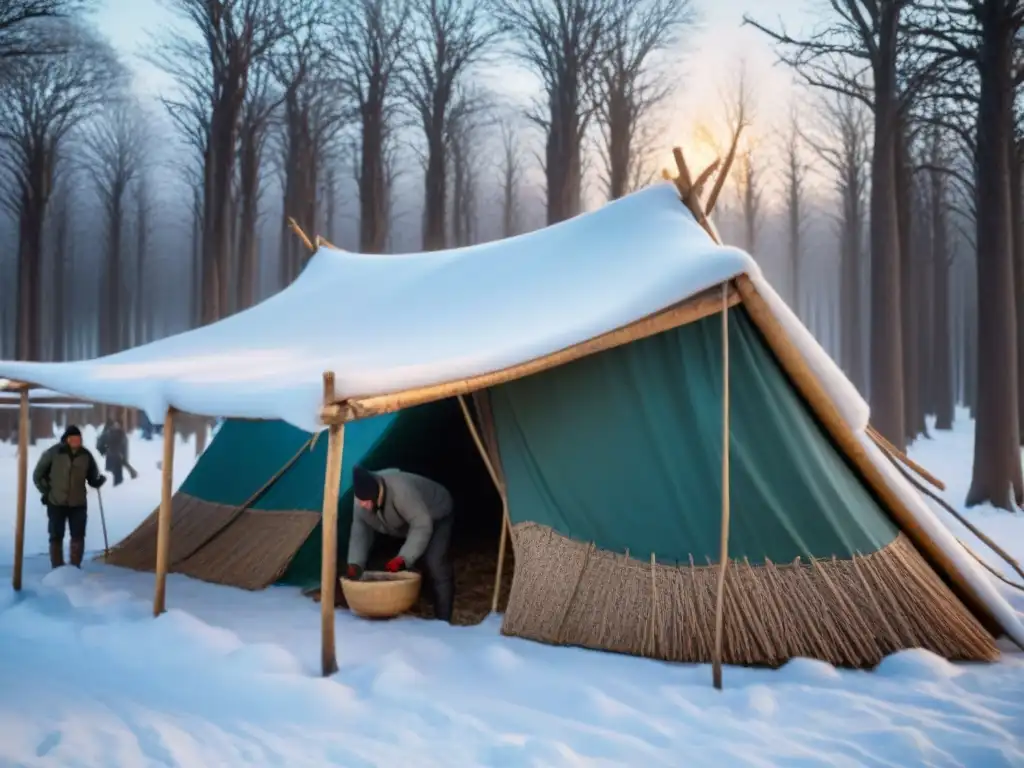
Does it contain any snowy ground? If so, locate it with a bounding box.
[0,415,1022,767]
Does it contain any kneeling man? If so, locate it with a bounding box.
[344,466,455,623]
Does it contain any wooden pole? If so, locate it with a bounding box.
[12,389,29,591]
[734,274,1000,635]
[491,513,511,614]
[320,371,344,677]
[712,282,732,690]
[866,425,946,491]
[456,395,511,614]
[153,408,176,616]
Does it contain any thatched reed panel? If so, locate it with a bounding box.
[102,493,318,591]
[501,523,998,667]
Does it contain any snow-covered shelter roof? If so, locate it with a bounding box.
[0,181,1020,649]
[0,184,778,430]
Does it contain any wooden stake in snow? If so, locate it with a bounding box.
[12,388,29,591]
[665,145,734,690]
[712,281,732,690]
[456,394,512,614]
[153,408,176,616]
[320,371,344,677]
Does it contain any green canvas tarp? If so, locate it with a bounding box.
[104,397,497,590]
[489,305,995,668]
[179,415,397,518]
[489,305,898,564]
[105,301,996,668]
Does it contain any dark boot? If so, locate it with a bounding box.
[49,541,65,569]
[69,538,85,568]
[432,577,455,624]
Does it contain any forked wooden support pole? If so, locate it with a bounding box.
[712,282,732,690]
[667,146,725,246]
[320,371,345,677]
[153,408,176,616]
[12,389,29,591]
[288,216,315,252]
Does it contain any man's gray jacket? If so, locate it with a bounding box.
[347,469,453,568]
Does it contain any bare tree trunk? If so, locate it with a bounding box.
[867,6,905,450]
[423,122,447,249]
[499,121,521,238]
[52,191,69,362]
[360,110,388,253]
[930,160,954,430]
[841,188,865,393]
[16,153,47,368]
[1011,141,1024,444]
[741,151,760,255]
[965,265,978,416]
[546,94,585,224]
[785,124,803,316]
[135,177,148,345]
[279,120,299,287]
[17,183,52,442]
[966,0,1023,509]
[202,99,241,324]
[191,183,202,328]
[325,164,337,243]
[451,133,466,245]
[896,121,923,442]
[916,181,934,429]
[100,189,124,356]
[237,126,261,309]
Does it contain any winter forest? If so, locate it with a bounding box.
[0,0,1022,512]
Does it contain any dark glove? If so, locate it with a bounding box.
[40,494,48,506]
[94,475,107,488]
[345,564,363,580]
[385,556,406,573]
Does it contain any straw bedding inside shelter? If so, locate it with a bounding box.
[500,522,998,667]
[102,493,320,590]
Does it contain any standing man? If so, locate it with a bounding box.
[344,466,456,623]
[33,425,106,568]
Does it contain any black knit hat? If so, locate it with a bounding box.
[352,466,380,502]
[61,425,82,441]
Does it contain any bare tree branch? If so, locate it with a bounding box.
[327,0,411,252]
[403,0,500,249]
[596,0,693,200]
[491,0,620,222]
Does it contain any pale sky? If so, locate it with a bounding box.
[90,0,824,214]
[92,0,817,129]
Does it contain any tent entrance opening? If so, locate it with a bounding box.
[345,396,509,626]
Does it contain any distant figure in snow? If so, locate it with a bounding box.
[97,418,138,486]
[138,411,164,441]
[344,466,456,623]
[139,411,154,441]
[33,425,106,568]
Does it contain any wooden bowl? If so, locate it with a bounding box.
[341,571,422,619]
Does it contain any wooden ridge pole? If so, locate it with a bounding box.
[712,281,732,690]
[153,408,176,616]
[320,371,344,677]
[12,389,29,591]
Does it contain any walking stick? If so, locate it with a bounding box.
[96,487,110,561]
